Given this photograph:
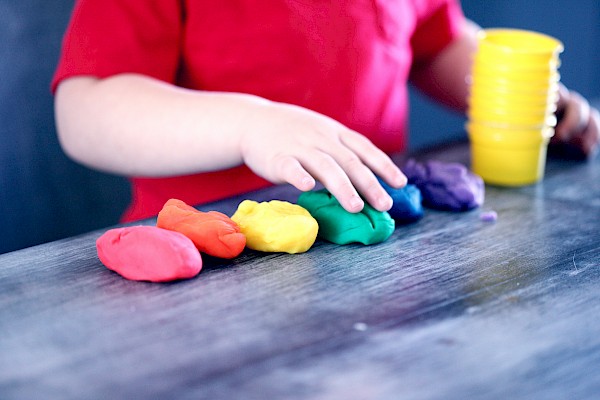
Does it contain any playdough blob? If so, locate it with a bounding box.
[403,159,484,211]
[378,180,424,223]
[231,200,318,253]
[96,226,202,282]
[480,210,498,222]
[297,189,395,245]
[157,199,246,259]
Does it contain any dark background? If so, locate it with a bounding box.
[0,1,131,255]
[1,0,598,254]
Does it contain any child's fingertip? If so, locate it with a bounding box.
[347,195,364,213]
[376,194,393,212]
[398,173,408,186]
[300,176,316,191]
[389,171,407,188]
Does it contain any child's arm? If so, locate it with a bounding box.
[408,19,480,113]
[55,74,406,213]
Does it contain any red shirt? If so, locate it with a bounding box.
[52,0,464,221]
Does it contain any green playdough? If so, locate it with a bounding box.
[297,189,395,245]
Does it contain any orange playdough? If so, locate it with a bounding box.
[156,198,246,259]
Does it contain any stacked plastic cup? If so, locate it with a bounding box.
[467,29,564,186]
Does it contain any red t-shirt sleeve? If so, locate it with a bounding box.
[51,0,183,92]
[410,0,465,64]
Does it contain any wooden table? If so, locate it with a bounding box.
[1,142,599,400]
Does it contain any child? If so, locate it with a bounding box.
[52,1,599,222]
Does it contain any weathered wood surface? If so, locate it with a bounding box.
[1,142,599,400]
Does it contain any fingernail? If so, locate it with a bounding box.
[391,170,407,187]
[349,196,364,211]
[398,173,407,186]
[301,176,315,189]
[379,194,393,210]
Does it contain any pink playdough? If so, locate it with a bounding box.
[96,226,202,282]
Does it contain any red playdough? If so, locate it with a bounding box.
[156,199,246,259]
[96,226,202,282]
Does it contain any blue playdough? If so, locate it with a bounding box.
[378,180,424,223]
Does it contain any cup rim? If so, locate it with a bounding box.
[468,102,557,116]
[470,71,560,84]
[469,91,560,105]
[466,121,556,137]
[473,55,561,72]
[470,85,560,99]
[471,116,557,129]
[468,108,553,122]
[468,133,552,149]
[471,79,559,93]
[477,28,564,55]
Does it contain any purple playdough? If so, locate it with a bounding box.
[480,210,498,222]
[403,159,484,211]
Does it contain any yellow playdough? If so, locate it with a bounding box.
[231,200,318,254]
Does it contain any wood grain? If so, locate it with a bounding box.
[1,142,599,400]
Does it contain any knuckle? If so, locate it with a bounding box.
[316,153,337,172]
[341,154,364,171]
[330,180,356,200]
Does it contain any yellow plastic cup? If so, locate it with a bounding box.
[468,84,559,127]
[467,122,555,141]
[468,94,557,116]
[470,141,550,186]
[472,57,560,74]
[468,107,555,127]
[471,79,560,96]
[468,113,557,131]
[476,48,560,69]
[467,123,554,186]
[471,66,559,84]
[470,71,560,91]
[476,28,564,67]
[468,89,559,110]
[469,83,560,105]
[473,57,560,77]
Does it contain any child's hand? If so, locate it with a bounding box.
[239,101,407,213]
[552,84,600,159]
